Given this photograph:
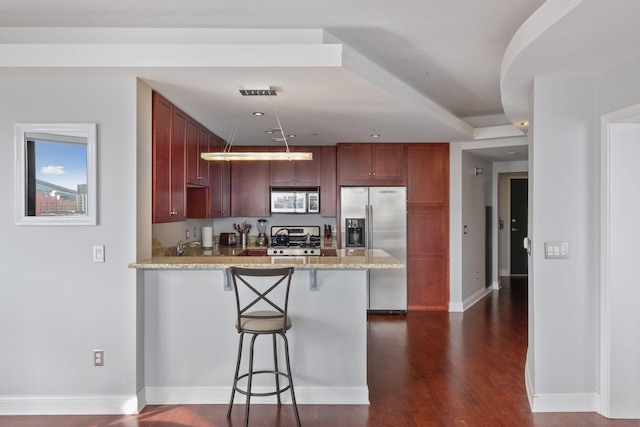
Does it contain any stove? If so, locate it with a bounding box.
[268,225,321,256]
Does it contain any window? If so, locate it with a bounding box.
[15,123,97,225]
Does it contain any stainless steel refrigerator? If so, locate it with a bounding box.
[340,187,407,312]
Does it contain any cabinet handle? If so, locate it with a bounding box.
[197,176,204,180]
[170,210,178,215]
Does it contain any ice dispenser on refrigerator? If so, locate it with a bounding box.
[345,218,366,247]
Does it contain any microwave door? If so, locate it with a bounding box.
[293,192,307,213]
[271,192,296,213]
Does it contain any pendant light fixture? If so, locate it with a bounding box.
[200,86,313,161]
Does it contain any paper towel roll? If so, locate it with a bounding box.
[202,226,213,249]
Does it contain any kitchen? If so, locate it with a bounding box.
[134,89,448,406]
[150,91,450,313]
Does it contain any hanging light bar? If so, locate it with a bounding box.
[201,86,313,161]
[201,151,313,161]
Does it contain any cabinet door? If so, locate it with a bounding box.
[230,146,270,217]
[407,144,448,206]
[170,108,187,221]
[197,126,210,187]
[209,134,231,218]
[337,143,373,185]
[372,144,405,184]
[269,146,321,186]
[152,92,173,223]
[320,146,337,217]
[406,143,449,311]
[186,118,200,185]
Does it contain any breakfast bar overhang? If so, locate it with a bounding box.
[130,249,403,405]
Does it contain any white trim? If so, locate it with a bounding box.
[530,392,600,413]
[0,394,140,415]
[449,286,493,312]
[144,386,369,405]
[599,102,640,418]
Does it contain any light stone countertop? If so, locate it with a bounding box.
[129,248,404,270]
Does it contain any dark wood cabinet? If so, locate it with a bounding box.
[320,146,337,217]
[152,92,186,223]
[230,146,270,217]
[406,144,449,311]
[186,122,210,187]
[337,143,405,185]
[208,134,231,218]
[269,146,321,187]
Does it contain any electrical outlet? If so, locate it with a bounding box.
[193,227,198,238]
[186,229,190,239]
[93,350,104,366]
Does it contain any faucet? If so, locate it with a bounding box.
[176,241,185,256]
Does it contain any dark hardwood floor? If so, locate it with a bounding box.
[2,277,639,426]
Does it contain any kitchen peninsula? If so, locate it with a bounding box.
[130,249,403,405]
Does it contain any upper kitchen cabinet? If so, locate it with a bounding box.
[208,133,231,218]
[230,146,270,217]
[337,143,405,186]
[152,92,186,223]
[320,146,337,217]
[407,143,449,206]
[186,120,210,187]
[269,146,321,187]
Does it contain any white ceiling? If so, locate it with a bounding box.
[0,0,546,160]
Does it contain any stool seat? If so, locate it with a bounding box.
[237,310,293,333]
[227,267,302,427]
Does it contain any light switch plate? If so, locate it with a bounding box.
[93,245,105,263]
[544,242,569,259]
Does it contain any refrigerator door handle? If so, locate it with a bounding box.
[367,204,373,250]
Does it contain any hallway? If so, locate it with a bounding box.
[2,277,638,426]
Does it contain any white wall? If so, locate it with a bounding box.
[529,76,599,405]
[460,151,492,303]
[0,77,140,414]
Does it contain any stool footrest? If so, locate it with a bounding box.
[233,370,292,397]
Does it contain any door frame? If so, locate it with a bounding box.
[491,162,529,289]
[599,101,640,418]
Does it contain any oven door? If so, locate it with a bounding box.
[270,191,297,213]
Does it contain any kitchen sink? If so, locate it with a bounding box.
[236,249,268,256]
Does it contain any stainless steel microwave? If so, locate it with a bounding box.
[270,188,320,214]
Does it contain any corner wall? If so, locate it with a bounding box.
[0,77,140,414]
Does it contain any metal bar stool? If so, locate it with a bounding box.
[227,266,301,427]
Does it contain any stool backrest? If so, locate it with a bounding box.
[229,267,295,334]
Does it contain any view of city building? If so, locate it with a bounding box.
[34,179,86,216]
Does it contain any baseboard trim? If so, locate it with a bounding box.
[530,392,600,413]
[0,394,140,415]
[449,286,493,312]
[525,354,599,413]
[144,386,369,405]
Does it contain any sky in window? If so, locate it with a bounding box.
[35,140,87,191]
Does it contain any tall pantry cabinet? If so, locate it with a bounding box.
[406,143,449,311]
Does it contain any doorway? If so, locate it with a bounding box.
[510,178,528,275]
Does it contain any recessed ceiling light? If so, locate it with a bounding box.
[287,134,296,138]
[507,151,518,156]
[265,130,274,134]
[371,134,381,138]
[253,112,264,116]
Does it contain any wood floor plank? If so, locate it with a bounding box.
[1,277,639,426]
